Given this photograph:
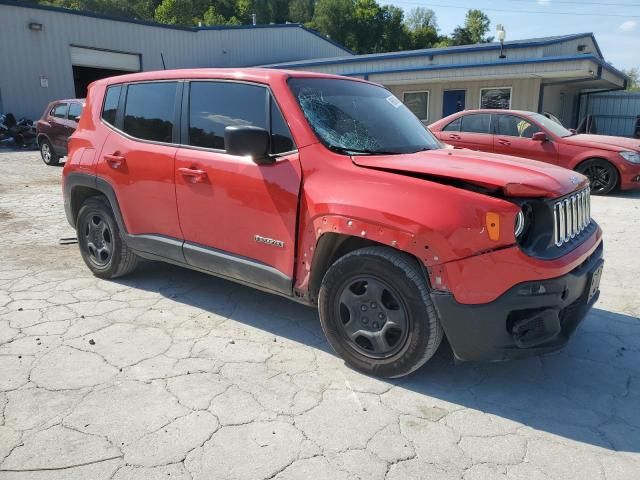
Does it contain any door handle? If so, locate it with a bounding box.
[448,134,461,140]
[179,167,208,183]
[497,139,511,146]
[104,153,126,169]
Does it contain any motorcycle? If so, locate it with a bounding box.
[0,113,37,149]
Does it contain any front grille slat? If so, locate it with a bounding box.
[553,188,591,247]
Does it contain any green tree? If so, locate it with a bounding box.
[352,0,384,53]
[154,0,194,25]
[310,0,355,49]
[202,5,227,24]
[379,5,410,52]
[623,67,640,91]
[288,0,314,23]
[451,9,493,46]
[405,7,438,49]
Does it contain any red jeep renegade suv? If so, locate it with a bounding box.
[63,69,604,378]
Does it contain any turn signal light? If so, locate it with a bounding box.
[486,212,500,241]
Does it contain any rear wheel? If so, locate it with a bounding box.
[318,246,443,378]
[576,159,618,195]
[40,139,59,166]
[76,197,139,279]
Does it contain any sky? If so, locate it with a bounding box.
[389,0,640,70]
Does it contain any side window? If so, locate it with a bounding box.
[496,115,536,138]
[403,91,429,122]
[460,114,491,134]
[123,82,177,142]
[188,82,267,150]
[52,103,68,118]
[68,103,83,121]
[443,117,462,132]
[101,85,121,126]
[270,98,294,154]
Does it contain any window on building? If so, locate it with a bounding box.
[479,87,512,109]
[101,85,122,126]
[52,103,68,119]
[270,97,295,154]
[443,117,462,132]
[403,91,429,121]
[123,82,177,142]
[188,82,267,150]
[460,113,491,134]
[68,103,83,121]
[495,115,537,138]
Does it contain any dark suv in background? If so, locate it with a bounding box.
[36,99,84,165]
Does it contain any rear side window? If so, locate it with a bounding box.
[123,82,177,143]
[460,114,491,134]
[52,103,68,118]
[270,98,294,154]
[68,103,83,121]
[443,117,461,132]
[495,115,536,138]
[101,85,121,126]
[188,82,267,150]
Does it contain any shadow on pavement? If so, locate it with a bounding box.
[118,261,640,454]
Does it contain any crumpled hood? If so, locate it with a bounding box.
[352,148,588,198]
[563,134,640,152]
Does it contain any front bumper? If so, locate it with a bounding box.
[431,241,603,362]
[619,164,640,190]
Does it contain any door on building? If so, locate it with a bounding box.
[442,90,466,118]
[70,46,141,98]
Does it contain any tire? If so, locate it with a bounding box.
[576,159,618,195]
[318,246,443,378]
[76,196,139,279]
[39,138,59,166]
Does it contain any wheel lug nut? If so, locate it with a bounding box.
[370,302,377,309]
[362,317,369,324]
[378,313,385,320]
[360,305,367,311]
[372,321,379,329]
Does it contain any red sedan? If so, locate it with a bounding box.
[429,109,640,195]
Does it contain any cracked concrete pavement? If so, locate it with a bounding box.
[0,151,639,479]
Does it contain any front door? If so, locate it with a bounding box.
[443,90,466,118]
[175,81,301,289]
[493,114,559,163]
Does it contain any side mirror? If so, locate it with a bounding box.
[532,132,548,142]
[73,116,81,122]
[224,126,272,164]
[569,128,577,134]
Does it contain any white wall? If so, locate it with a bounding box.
[386,78,542,124]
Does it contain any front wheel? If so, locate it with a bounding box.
[76,196,139,279]
[318,246,443,378]
[576,159,618,195]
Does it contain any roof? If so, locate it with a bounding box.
[264,33,604,68]
[0,0,354,54]
[94,68,374,87]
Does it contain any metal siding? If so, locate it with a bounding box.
[0,3,348,118]
[581,92,640,137]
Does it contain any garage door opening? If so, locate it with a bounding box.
[70,46,140,98]
[73,66,131,98]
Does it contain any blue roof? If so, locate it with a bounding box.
[265,33,605,68]
[0,0,354,54]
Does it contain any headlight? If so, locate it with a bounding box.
[620,151,640,164]
[514,210,526,238]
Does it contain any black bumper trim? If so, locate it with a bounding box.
[431,241,604,362]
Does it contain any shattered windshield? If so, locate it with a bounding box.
[288,78,442,155]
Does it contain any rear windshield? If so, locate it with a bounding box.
[288,78,441,155]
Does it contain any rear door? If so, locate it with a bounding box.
[440,113,493,152]
[175,80,302,288]
[96,81,183,241]
[493,114,559,163]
